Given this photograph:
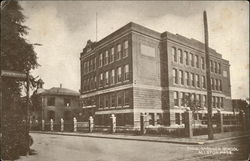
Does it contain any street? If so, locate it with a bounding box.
[18,133,250,161]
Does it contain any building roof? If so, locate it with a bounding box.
[37,87,80,96]
[81,22,225,60]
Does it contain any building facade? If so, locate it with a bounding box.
[32,80,81,123]
[80,22,232,127]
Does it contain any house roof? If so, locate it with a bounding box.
[37,87,80,96]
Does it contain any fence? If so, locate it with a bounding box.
[30,111,247,137]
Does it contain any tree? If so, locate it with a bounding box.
[182,94,203,128]
[1,0,39,159]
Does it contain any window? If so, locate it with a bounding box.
[123,41,128,57]
[191,73,195,87]
[212,96,216,108]
[178,49,183,64]
[203,95,207,107]
[104,51,109,65]
[83,80,86,91]
[211,78,214,90]
[86,78,90,91]
[197,94,201,106]
[185,72,190,86]
[47,110,55,120]
[99,73,103,87]
[105,71,109,86]
[210,60,213,72]
[64,98,71,107]
[172,47,177,62]
[201,56,205,69]
[99,95,104,109]
[92,77,96,90]
[124,90,130,106]
[180,92,185,106]
[110,48,114,63]
[196,74,200,88]
[217,97,220,108]
[89,59,93,72]
[219,80,222,91]
[47,97,55,106]
[191,93,195,101]
[185,51,189,65]
[117,67,122,83]
[221,97,224,108]
[84,61,87,74]
[124,64,129,81]
[215,79,218,90]
[93,57,96,70]
[86,61,89,73]
[117,44,121,60]
[179,70,184,85]
[190,53,194,67]
[202,76,206,89]
[214,62,217,73]
[117,91,123,107]
[110,93,116,107]
[94,76,96,89]
[99,53,103,67]
[104,94,109,108]
[174,91,179,106]
[195,55,199,68]
[218,63,221,74]
[173,68,178,84]
[110,69,115,85]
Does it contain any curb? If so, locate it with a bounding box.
[204,134,250,144]
[30,131,203,145]
[30,131,250,145]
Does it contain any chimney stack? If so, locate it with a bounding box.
[60,84,62,88]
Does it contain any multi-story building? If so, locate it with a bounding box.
[80,22,232,127]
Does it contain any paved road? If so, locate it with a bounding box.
[18,133,250,161]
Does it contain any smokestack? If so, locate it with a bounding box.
[60,84,62,88]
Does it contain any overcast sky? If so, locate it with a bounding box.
[20,1,249,99]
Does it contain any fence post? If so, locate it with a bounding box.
[60,118,64,132]
[42,120,45,131]
[140,113,146,135]
[50,119,54,131]
[184,109,193,138]
[89,116,94,133]
[217,110,223,133]
[73,117,77,132]
[110,114,116,133]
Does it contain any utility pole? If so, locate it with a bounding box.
[203,11,214,140]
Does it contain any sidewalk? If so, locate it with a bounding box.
[31,130,250,145]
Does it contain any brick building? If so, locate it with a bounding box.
[80,22,232,127]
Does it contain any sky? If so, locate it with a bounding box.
[19,1,249,99]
